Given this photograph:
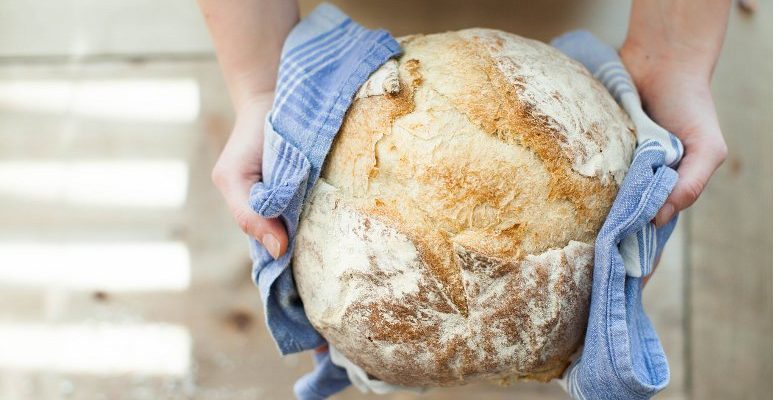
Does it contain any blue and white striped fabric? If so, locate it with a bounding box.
[551,30,682,399]
[582,38,683,278]
[292,350,351,400]
[247,3,400,399]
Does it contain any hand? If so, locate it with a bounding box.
[197,0,297,259]
[211,92,289,259]
[620,46,728,227]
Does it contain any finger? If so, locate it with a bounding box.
[654,139,727,226]
[232,205,289,259]
[213,168,289,259]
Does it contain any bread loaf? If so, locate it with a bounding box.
[292,28,635,387]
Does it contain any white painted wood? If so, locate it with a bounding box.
[689,2,773,399]
[0,0,213,58]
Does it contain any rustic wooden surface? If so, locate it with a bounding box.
[0,1,769,399]
[688,1,773,399]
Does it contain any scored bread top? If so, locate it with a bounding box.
[293,28,635,386]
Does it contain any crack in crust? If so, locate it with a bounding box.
[295,29,634,387]
[294,187,594,386]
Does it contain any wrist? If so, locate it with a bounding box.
[621,40,710,77]
[235,90,275,118]
[228,70,276,110]
[620,41,712,102]
[621,0,729,89]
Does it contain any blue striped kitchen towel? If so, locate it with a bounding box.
[246,3,400,399]
[551,30,683,399]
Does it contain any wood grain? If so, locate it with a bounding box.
[688,1,772,399]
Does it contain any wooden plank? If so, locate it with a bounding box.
[0,0,212,58]
[689,1,773,399]
[0,60,247,290]
[0,61,214,234]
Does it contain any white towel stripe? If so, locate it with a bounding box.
[273,27,369,121]
[273,24,362,117]
[276,23,360,94]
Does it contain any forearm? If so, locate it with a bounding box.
[198,0,298,110]
[622,0,730,86]
[620,0,730,227]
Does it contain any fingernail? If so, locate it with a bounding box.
[656,204,675,226]
[262,234,281,259]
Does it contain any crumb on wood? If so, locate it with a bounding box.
[738,0,757,14]
[225,309,253,332]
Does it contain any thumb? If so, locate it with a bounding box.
[213,170,289,259]
[233,205,289,260]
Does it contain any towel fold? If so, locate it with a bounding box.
[551,30,681,399]
[248,3,401,358]
[246,3,400,398]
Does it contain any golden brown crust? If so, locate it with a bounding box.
[445,33,617,221]
[295,29,635,386]
[294,188,594,385]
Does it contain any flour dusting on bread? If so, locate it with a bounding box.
[293,29,635,387]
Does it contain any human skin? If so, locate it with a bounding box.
[621,0,730,227]
[197,0,729,258]
[197,0,298,259]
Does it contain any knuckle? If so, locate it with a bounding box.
[713,141,729,164]
[211,165,227,187]
[700,135,729,165]
[680,179,705,204]
[233,209,253,235]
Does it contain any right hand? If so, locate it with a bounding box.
[211,92,289,259]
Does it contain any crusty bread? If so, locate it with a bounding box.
[292,28,635,387]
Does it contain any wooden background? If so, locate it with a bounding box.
[0,1,770,399]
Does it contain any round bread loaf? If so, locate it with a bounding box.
[292,28,635,387]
